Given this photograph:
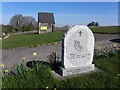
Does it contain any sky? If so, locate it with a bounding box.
[1,0,119,2]
[1,2,118,27]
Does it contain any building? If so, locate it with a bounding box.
[38,12,55,34]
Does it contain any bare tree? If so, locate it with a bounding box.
[23,16,37,27]
[9,14,23,32]
[9,14,37,32]
[20,16,37,31]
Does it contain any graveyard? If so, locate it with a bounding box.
[1,1,119,88]
[1,25,120,88]
[1,46,120,88]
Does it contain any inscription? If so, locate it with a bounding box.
[69,53,90,59]
[66,67,92,74]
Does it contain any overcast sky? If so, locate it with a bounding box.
[1,2,118,27]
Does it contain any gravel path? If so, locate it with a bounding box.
[2,34,120,70]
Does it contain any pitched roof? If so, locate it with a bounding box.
[38,12,55,24]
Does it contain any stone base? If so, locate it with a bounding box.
[60,64,95,76]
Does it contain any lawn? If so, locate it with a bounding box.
[1,26,120,49]
[2,31,64,49]
[90,26,120,34]
[2,50,120,88]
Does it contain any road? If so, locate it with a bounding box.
[1,34,120,70]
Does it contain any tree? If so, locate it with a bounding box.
[9,14,23,32]
[87,23,92,27]
[20,16,37,31]
[87,22,99,27]
[9,14,37,32]
[91,22,96,26]
[95,22,99,26]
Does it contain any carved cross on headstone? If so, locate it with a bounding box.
[79,31,82,36]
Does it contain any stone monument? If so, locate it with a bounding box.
[60,25,95,76]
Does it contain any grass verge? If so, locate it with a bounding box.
[90,26,120,34]
[2,52,120,88]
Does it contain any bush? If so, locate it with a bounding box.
[47,52,61,70]
[2,25,13,34]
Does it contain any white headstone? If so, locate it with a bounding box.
[60,25,95,76]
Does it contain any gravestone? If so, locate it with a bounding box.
[60,25,95,76]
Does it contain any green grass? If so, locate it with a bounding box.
[1,26,120,49]
[59,26,120,34]
[2,53,120,88]
[2,31,64,49]
[90,26,120,34]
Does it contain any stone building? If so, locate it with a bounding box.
[38,12,55,34]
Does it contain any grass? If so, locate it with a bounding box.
[59,26,120,34]
[1,26,120,49]
[90,26,120,34]
[1,31,64,49]
[2,50,120,88]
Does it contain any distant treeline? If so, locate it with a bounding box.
[1,14,38,34]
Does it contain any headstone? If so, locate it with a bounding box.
[60,25,95,76]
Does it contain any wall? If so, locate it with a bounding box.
[38,23,54,34]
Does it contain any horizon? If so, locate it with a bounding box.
[1,2,118,27]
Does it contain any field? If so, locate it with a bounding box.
[90,26,120,34]
[2,51,120,88]
[1,26,120,49]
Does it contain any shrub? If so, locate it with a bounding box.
[47,52,61,70]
